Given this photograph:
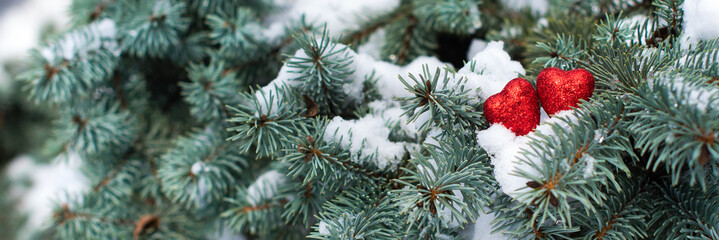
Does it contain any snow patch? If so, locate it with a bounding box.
[40,19,118,65]
[265,0,400,38]
[467,39,488,60]
[370,56,448,100]
[458,41,526,100]
[582,154,596,178]
[0,0,71,88]
[318,221,330,235]
[5,154,88,240]
[501,0,548,15]
[246,170,287,205]
[357,29,386,59]
[476,111,578,199]
[681,0,719,46]
[324,115,408,170]
[468,212,510,240]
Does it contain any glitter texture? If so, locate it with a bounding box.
[537,67,595,115]
[483,78,540,136]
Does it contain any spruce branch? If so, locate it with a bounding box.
[573,174,652,240]
[206,7,266,61]
[180,60,244,123]
[222,167,292,236]
[157,129,247,210]
[414,0,482,35]
[514,100,631,228]
[226,88,308,158]
[649,178,719,239]
[309,187,400,240]
[54,100,137,157]
[121,0,190,57]
[627,72,719,189]
[20,19,119,104]
[287,28,356,115]
[283,120,387,188]
[397,65,485,132]
[394,133,495,233]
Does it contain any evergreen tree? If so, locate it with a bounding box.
[7,0,719,239]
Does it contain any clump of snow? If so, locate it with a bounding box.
[190,161,205,175]
[254,42,449,119]
[654,73,719,113]
[190,161,212,206]
[467,211,510,240]
[423,127,443,146]
[41,19,118,64]
[466,39,488,60]
[501,0,548,15]
[582,154,596,178]
[318,221,330,235]
[253,49,304,115]
[458,41,526,100]
[324,115,409,170]
[276,0,400,38]
[681,0,719,46]
[0,0,71,89]
[476,111,578,199]
[357,29,386,59]
[316,214,355,236]
[209,227,247,240]
[623,14,649,44]
[246,170,287,205]
[669,80,719,113]
[368,101,421,140]
[5,154,88,240]
[262,21,287,45]
[371,56,448,99]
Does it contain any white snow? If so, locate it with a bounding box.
[245,170,287,205]
[210,227,247,240]
[190,161,205,175]
[254,50,303,115]
[371,56,448,100]
[189,161,212,207]
[467,39,488,60]
[671,81,718,112]
[318,221,330,235]
[623,14,649,44]
[476,111,578,199]
[501,0,549,15]
[5,154,88,240]
[582,154,596,178]
[255,45,445,115]
[40,19,118,64]
[467,212,510,240]
[0,0,71,89]
[367,100,421,138]
[423,127,443,146]
[458,41,526,100]
[324,115,408,170]
[657,73,719,113]
[272,0,400,38]
[681,0,719,46]
[357,29,386,59]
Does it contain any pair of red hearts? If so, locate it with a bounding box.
[483,68,595,136]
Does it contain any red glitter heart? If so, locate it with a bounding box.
[537,67,595,115]
[483,78,540,136]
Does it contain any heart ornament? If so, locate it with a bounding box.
[536,67,595,115]
[483,78,540,136]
